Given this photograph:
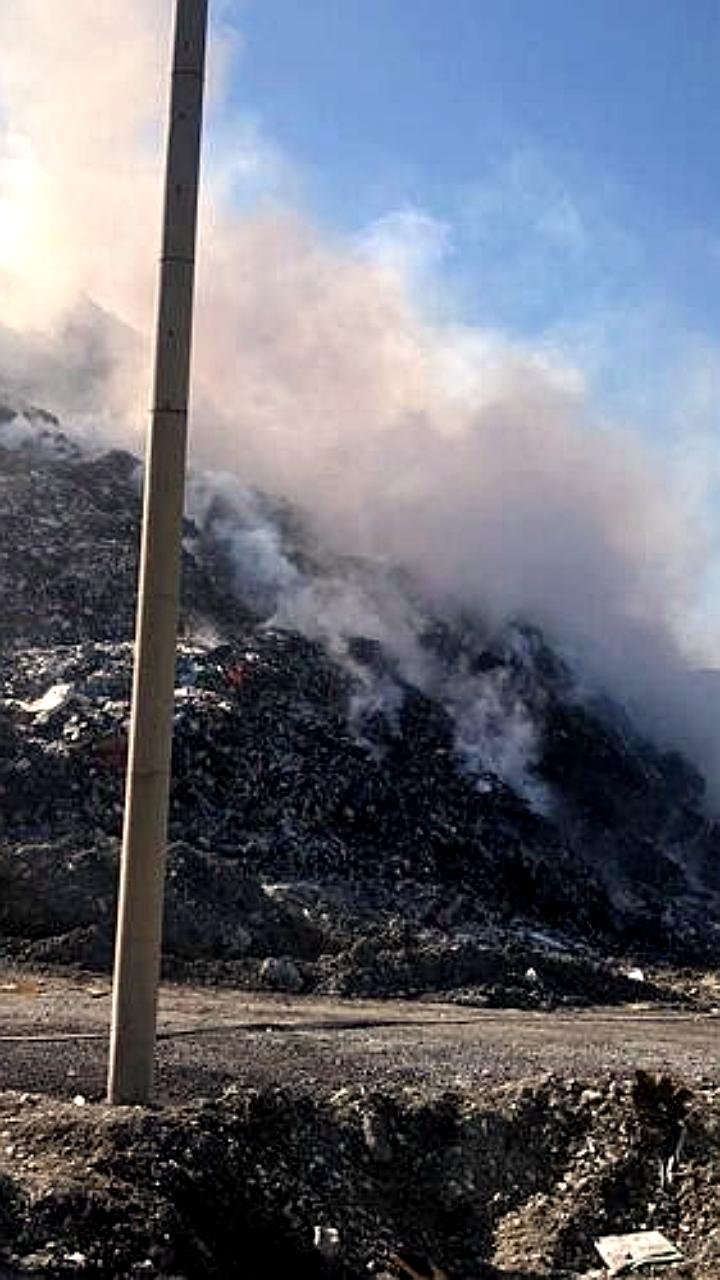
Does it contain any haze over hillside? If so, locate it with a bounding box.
[0,2,718,794]
[1,404,719,985]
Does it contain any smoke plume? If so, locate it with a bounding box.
[0,2,717,793]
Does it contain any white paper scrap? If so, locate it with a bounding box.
[594,1230,683,1275]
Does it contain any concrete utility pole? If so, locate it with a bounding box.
[107,0,209,1105]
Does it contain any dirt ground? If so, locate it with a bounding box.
[2,971,720,1102]
[2,970,720,1279]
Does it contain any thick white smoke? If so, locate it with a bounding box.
[0,2,718,794]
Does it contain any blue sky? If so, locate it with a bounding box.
[210,0,720,438]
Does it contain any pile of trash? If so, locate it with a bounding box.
[0,403,248,649]
[1,401,719,985]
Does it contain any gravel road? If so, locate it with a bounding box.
[2,970,719,1104]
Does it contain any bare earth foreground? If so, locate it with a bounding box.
[2,973,720,1099]
[1,972,720,1279]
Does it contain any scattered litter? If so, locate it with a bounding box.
[72,1095,87,1107]
[23,682,73,716]
[594,1230,683,1275]
[625,968,646,984]
[313,1225,340,1259]
[524,967,539,983]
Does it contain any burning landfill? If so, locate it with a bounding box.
[1,402,720,1279]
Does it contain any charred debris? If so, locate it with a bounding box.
[0,401,719,997]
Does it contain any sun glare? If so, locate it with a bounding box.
[0,194,22,269]
[0,135,36,269]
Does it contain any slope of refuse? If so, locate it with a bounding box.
[0,400,719,997]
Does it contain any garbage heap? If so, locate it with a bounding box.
[0,401,719,985]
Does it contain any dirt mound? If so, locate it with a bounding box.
[0,1073,719,1278]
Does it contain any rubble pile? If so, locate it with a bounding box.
[0,405,248,648]
[0,633,609,903]
[1,1073,719,1278]
[0,402,719,988]
[3,835,689,1006]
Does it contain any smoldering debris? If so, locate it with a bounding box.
[0,408,719,988]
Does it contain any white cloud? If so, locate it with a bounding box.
[356,207,452,287]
